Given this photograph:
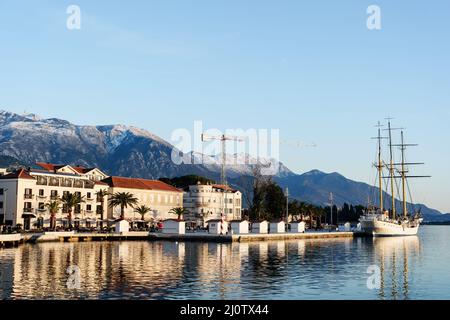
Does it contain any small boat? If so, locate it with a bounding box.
[359,120,429,237]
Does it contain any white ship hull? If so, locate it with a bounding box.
[360,217,420,237]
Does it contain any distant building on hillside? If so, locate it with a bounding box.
[183,182,242,227]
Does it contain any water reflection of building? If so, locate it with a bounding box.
[1,242,189,299]
[373,236,421,300]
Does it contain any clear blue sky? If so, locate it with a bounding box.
[0,1,449,212]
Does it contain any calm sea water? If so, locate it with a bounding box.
[1,225,449,300]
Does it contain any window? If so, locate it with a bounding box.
[62,204,69,213]
[0,188,3,195]
[39,189,44,196]
[51,190,58,199]
[86,205,92,211]
[38,202,45,210]
[24,188,33,199]
[0,202,3,209]
[24,202,32,212]
[87,192,91,199]
[75,204,81,214]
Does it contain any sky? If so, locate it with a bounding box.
[0,1,449,212]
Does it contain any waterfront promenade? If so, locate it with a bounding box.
[1,230,355,247]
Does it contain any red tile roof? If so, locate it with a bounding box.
[102,176,183,193]
[36,162,99,174]
[72,166,88,174]
[36,162,65,172]
[72,166,98,174]
[0,169,35,180]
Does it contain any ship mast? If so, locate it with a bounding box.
[376,122,384,213]
[400,131,408,218]
[387,120,396,220]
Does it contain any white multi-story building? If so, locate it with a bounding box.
[0,163,184,230]
[183,182,242,226]
[0,163,109,230]
[102,176,184,222]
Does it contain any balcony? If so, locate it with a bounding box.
[36,177,48,186]
[24,194,33,199]
[37,208,47,212]
[23,207,33,213]
[37,194,47,199]
[50,196,59,200]
[48,178,60,187]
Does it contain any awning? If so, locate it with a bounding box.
[22,214,36,218]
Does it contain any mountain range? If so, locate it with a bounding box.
[1,110,448,222]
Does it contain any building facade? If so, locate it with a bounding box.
[0,163,184,230]
[0,163,109,230]
[102,176,184,222]
[183,182,242,226]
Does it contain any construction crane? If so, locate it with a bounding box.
[201,133,245,224]
[201,133,246,187]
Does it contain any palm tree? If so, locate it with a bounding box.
[62,192,84,230]
[95,189,110,229]
[169,207,189,221]
[134,205,152,221]
[314,207,325,230]
[109,192,138,220]
[298,201,308,222]
[45,199,61,231]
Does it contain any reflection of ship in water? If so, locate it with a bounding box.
[373,236,421,299]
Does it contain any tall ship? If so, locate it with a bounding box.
[360,119,428,236]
